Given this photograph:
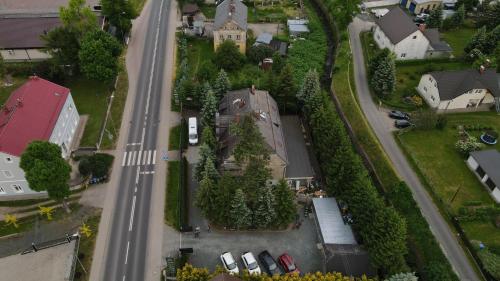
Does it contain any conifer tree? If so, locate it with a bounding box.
[229,189,252,229]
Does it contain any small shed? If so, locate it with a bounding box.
[287,19,309,37]
[467,150,500,203]
[254,32,273,46]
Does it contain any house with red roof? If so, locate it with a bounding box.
[0,76,79,200]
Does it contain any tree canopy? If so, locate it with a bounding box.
[79,30,123,81]
[101,0,137,39]
[59,0,98,36]
[214,40,245,72]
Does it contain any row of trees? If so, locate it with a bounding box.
[297,70,408,276]
[195,117,296,229]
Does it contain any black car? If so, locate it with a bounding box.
[258,251,283,276]
[389,110,410,120]
[395,119,413,129]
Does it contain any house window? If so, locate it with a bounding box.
[431,95,435,101]
[2,170,13,178]
[485,178,495,191]
[428,77,433,82]
[228,35,232,39]
[401,53,406,58]
[12,184,23,193]
[424,86,427,92]
[5,157,13,163]
[475,89,482,93]
[413,35,417,39]
[219,35,223,40]
[236,35,240,40]
[0,187,5,194]
[476,166,486,178]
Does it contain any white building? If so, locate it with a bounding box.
[373,7,452,60]
[416,68,500,112]
[0,76,79,200]
[467,150,500,203]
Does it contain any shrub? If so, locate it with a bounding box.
[247,44,274,64]
[78,153,114,178]
[455,136,483,157]
[214,40,245,72]
[478,249,500,280]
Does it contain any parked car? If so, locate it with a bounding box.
[414,13,429,21]
[188,117,198,145]
[220,252,239,274]
[278,253,300,275]
[395,119,413,129]
[258,251,283,276]
[241,252,261,275]
[388,110,409,120]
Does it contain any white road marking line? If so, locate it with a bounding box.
[129,195,136,232]
[126,143,141,146]
[137,150,143,166]
[140,127,146,151]
[135,167,140,184]
[134,187,137,193]
[127,151,133,166]
[140,171,155,175]
[147,150,152,165]
[131,151,137,166]
[142,150,147,165]
[123,275,125,281]
[152,150,157,165]
[125,241,130,264]
[122,152,127,166]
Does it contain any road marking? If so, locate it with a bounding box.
[129,195,136,231]
[143,151,148,165]
[125,241,130,264]
[152,150,157,165]
[127,143,141,146]
[123,275,126,281]
[127,151,133,166]
[131,151,136,166]
[140,171,155,175]
[122,152,127,166]
[147,150,152,165]
[140,127,146,150]
[135,167,140,184]
[136,150,143,166]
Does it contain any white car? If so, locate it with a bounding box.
[220,252,239,274]
[241,252,261,275]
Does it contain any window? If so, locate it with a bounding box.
[428,77,433,82]
[219,35,224,40]
[68,104,73,111]
[401,53,406,58]
[485,178,496,191]
[0,187,5,194]
[5,157,12,163]
[475,89,482,93]
[430,95,435,101]
[12,184,23,193]
[476,166,486,178]
[413,35,417,39]
[2,170,13,178]
[424,86,427,92]
[236,35,240,40]
[228,35,232,39]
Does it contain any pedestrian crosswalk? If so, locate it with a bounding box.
[121,150,157,166]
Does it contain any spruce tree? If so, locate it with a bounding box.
[277,64,296,113]
[370,52,396,97]
[426,6,443,28]
[465,26,488,54]
[253,186,276,228]
[195,173,218,219]
[297,69,321,114]
[213,69,231,100]
[229,189,252,229]
[195,143,215,181]
[201,126,217,151]
[201,157,219,182]
[201,90,218,128]
[273,180,297,227]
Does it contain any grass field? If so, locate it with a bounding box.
[169,125,181,150]
[397,111,500,250]
[165,161,180,229]
[74,213,101,281]
[442,27,476,57]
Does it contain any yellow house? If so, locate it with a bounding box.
[213,0,247,53]
[400,0,442,14]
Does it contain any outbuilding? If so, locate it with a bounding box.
[467,150,500,203]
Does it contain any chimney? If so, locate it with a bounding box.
[250,85,256,95]
[479,65,485,74]
[418,23,426,32]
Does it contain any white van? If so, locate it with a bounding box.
[188,117,198,145]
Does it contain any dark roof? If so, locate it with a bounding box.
[376,6,419,44]
[217,88,287,163]
[282,116,314,179]
[210,274,243,281]
[430,69,500,100]
[214,0,247,30]
[270,39,288,56]
[470,150,500,187]
[423,28,452,52]
[324,248,377,277]
[182,3,200,15]
[0,17,61,49]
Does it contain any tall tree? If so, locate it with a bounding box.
[201,126,217,151]
[20,141,72,208]
[229,189,252,229]
[450,4,465,27]
[59,0,98,37]
[195,163,219,218]
[277,64,296,113]
[213,69,231,100]
[426,6,443,28]
[297,69,321,114]
[214,40,245,72]
[476,2,500,30]
[465,26,488,54]
[273,180,297,227]
[213,174,237,225]
[495,43,500,72]
[241,158,272,205]
[231,115,269,164]
[253,186,276,228]
[195,143,215,181]
[101,0,137,39]
[42,27,81,69]
[370,50,396,96]
[457,0,478,12]
[79,30,123,81]
[201,89,218,128]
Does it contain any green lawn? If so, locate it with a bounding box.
[74,213,101,281]
[397,111,500,249]
[186,37,214,77]
[165,161,180,229]
[245,0,300,23]
[169,125,181,150]
[442,27,476,57]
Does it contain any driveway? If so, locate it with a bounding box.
[348,17,480,281]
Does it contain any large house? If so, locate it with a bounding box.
[416,68,500,112]
[0,76,80,200]
[213,0,247,53]
[216,88,287,181]
[373,7,452,60]
[400,0,442,14]
[467,150,500,203]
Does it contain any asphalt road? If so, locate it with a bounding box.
[347,17,480,281]
[101,0,171,280]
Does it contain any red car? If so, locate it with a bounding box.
[278,253,300,275]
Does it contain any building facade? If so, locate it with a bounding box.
[467,150,500,203]
[400,0,442,14]
[213,0,247,53]
[0,76,79,200]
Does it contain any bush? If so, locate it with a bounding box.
[247,44,274,64]
[78,153,114,178]
[455,136,483,157]
[214,40,245,72]
[478,249,500,280]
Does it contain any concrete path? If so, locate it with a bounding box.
[348,17,480,281]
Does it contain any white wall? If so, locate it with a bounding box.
[373,26,395,52]
[466,156,479,170]
[0,152,45,199]
[467,155,500,203]
[393,30,430,60]
[417,74,441,108]
[49,93,80,159]
[438,90,495,110]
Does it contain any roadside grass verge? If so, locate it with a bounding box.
[74,212,102,281]
[131,0,148,14]
[165,161,180,229]
[169,125,182,151]
[333,31,458,279]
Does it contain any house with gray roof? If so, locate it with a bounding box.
[213,0,247,53]
[416,68,500,112]
[216,87,287,181]
[467,150,500,203]
[373,6,452,60]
